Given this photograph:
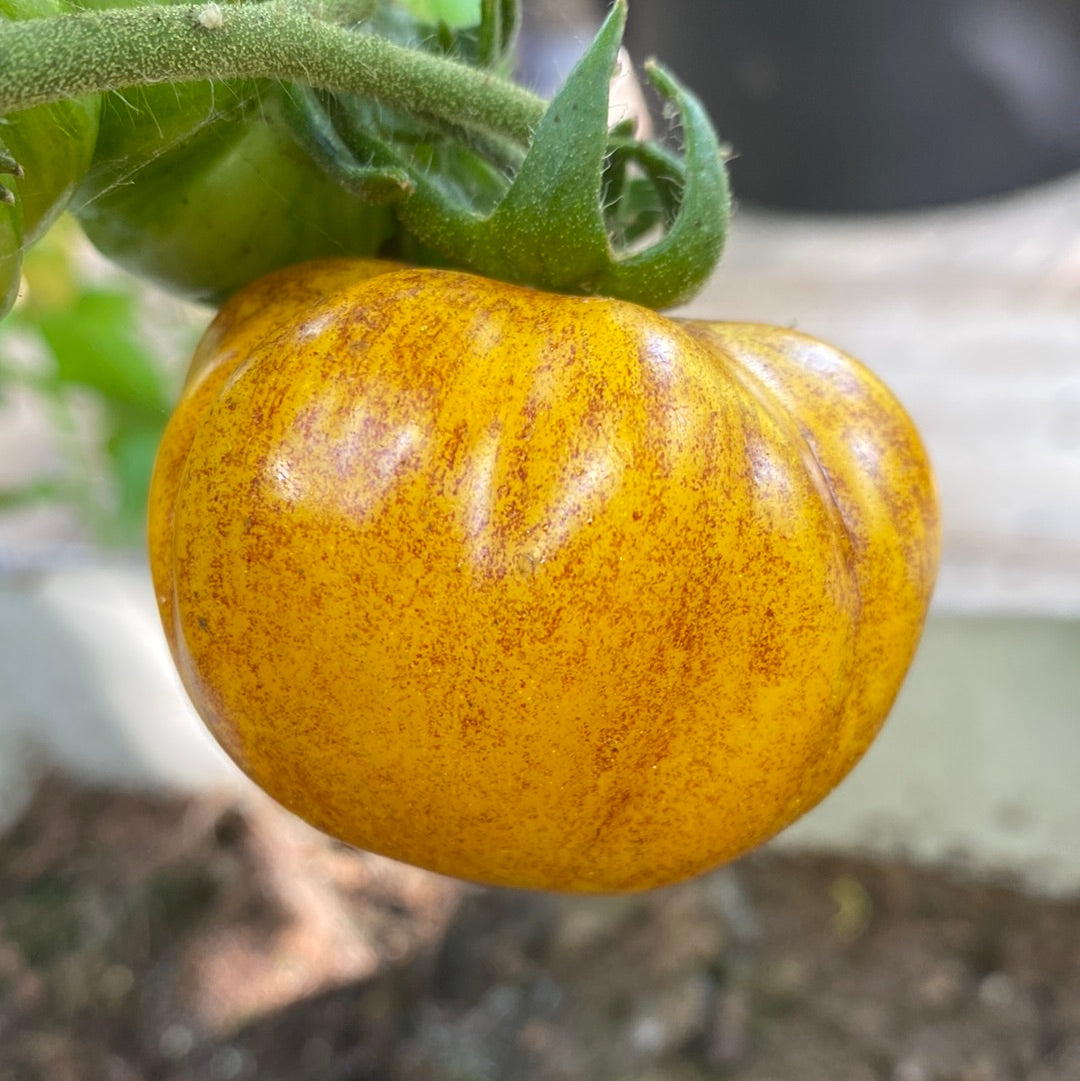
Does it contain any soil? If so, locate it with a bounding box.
[1,774,1078,1081]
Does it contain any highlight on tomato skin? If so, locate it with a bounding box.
[148,259,940,894]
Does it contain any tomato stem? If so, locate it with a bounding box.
[0,1,544,144]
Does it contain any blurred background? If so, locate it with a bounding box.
[622,0,1080,212]
[1,2,1079,1079]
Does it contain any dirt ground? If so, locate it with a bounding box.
[1,774,1078,1081]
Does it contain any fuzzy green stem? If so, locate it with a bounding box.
[0,1,545,144]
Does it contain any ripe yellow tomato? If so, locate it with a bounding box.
[149,260,939,893]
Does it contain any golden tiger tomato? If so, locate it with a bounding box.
[148,259,939,893]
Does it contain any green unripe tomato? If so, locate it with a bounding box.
[74,78,396,304]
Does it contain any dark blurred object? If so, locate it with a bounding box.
[622,0,1080,211]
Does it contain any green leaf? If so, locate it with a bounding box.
[33,289,170,415]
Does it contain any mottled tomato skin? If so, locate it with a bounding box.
[148,260,939,893]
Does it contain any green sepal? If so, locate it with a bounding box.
[594,60,730,307]
[279,85,415,206]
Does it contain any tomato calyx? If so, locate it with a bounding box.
[289,1,730,308]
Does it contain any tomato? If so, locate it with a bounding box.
[0,0,100,313]
[67,0,394,304]
[73,76,396,305]
[148,260,939,893]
